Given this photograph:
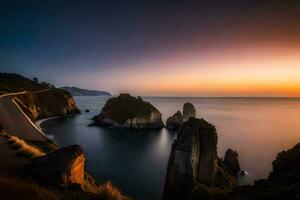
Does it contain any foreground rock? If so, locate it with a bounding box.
[224,149,241,175]
[93,94,164,129]
[269,143,300,183]
[183,102,196,121]
[166,111,183,131]
[25,145,85,186]
[229,143,300,200]
[163,117,238,200]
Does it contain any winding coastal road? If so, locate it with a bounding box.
[0,92,48,141]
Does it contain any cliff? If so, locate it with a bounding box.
[60,86,111,96]
[93,93,164,129]
[0,73,80,121]
[163,117,238,200]
[229,143,300,200]
[13,89,80,121]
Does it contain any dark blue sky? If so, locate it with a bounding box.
[1,1,300,96]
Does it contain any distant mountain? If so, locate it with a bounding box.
[60,86,111,96]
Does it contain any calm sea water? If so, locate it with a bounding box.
[42,96,300,200]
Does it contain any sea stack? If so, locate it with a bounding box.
[166,111,183,131]
[224,149,241,175]
[93,94,164,129]
[183,102,196,122]
[163,117,238,200]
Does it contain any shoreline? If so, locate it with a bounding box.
[35,116,60,131]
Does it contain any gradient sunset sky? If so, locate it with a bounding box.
[1,0,300,96]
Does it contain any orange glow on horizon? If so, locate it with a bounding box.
[87,45,300,97]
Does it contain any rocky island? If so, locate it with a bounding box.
[93,93,164,129]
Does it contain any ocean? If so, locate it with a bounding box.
[41,96,300,200]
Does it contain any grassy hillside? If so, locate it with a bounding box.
[60,86,111,96]
[0,73,52,94]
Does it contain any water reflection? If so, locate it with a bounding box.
[42,96,300,200]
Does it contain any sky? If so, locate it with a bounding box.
[1,0,300,96]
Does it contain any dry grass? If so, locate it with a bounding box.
[97,181,130,200]
[82,173,129,200]
[0,176,58,200]
[8,136,45,158]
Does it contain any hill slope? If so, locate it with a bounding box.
[60,86,111,96]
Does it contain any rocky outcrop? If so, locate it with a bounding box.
[25,145,85,186]
[93,94,164,129]
[224,149,241,175]
[228,143,300,200]
[166,111,183,131]
[183,102,196,122]
[14,89,80,121]
[268,143,300,183]
[163,117,237,200]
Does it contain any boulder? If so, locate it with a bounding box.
[93,94,164,129]
[163,117,237,200]
[25,145,85,186]
[224,149,241,175]
[183,102,196,122]
[166,111,183,131]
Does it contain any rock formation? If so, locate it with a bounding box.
[163,117,237,200]
[0,73,80,121]
[224,149,241,175]
[228,143,300,200]
[14,89,80,121]
[93,94,164,129]
[183,102,196,121]
[268,143,300,183]
[166,111,183,131]
[25,145,85,186]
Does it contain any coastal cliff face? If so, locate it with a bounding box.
[0,73,80,121]
[163,117,238,200]
[229,143,300,200]
[93,93,164,129]
[14,89,80,121]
